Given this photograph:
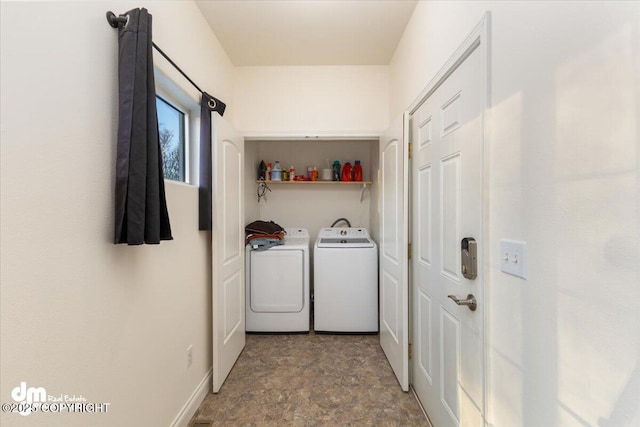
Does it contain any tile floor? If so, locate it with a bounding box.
[189,332,430,426]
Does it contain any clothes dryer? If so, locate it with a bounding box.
[245,228,310,332]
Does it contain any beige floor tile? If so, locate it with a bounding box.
[190,333,430,426]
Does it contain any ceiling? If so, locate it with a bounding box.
[195,0,418,66]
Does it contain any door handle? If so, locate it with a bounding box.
[447,294,477,311]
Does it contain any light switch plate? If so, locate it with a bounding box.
[500,239,527,279]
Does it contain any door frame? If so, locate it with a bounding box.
[406,11,492,425]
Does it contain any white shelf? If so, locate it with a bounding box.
[256,180,372,185]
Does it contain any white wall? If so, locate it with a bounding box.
[236,65,387,250]
[0,1,234,426]
[391,1,640,426]
[234,65,389,133]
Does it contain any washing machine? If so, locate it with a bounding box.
[314,227,378,333]
[245,228,310,332]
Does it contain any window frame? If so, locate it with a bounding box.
[154,68,200,187]
[156,94,188,183]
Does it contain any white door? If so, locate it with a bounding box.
[379,113,410,391]
[211,116,245,393]
[411,43,485,426]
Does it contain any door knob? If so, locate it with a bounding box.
[447,294,477,311]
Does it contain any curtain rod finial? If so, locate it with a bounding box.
[106,11,128,28]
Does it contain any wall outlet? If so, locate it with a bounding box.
[186,345,193,368]
[500,239,527,279]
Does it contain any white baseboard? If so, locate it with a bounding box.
[171,368,212,427]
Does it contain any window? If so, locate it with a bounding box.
[156,95,186,182]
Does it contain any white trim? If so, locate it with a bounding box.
[479,12,493,427]
[410,384,433,425]
[154,67,200,107]
[401,110,411,391]
[408,13,489,115]
[406,11,492,427]
[170,368,212,427]
[164,179,198,190]
[243,131,381,141]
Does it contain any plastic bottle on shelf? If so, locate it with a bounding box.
[312,166,318,181]
[258,160,267,180]
[353,160,363,182]
[289,165,295,181]
[341,162,352,182]
[266,162,272,181]
[332,160,341,181]
[272,161,282,181]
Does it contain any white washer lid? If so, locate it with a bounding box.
[317,227,371,238]
[316,228,374,248]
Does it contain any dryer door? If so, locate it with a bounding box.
[250,249,304,312]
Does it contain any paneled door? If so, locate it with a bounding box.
[211,116,245,392]
[380,113,410,391]
[410,41,485,426]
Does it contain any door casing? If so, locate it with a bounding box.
[406,12,492,425]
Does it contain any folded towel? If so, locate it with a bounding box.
[250,238,285,251]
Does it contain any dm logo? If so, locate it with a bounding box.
[11,382,46,416]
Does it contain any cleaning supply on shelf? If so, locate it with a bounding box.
[332,160,341,181]
[321,159,332,181]
[321,168,332,181]
[271,161,282,181]
[353,160,363,182]
[266,162,272,181]
[307,166,314,180]
[312,166,319,181]
[289,165,295,181]
[258,160,267,180]
[341,162,352,182]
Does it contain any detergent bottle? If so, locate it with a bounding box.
[353,160,363,182]
[332,160,341,181]
[341,162,353,182]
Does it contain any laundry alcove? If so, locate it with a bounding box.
[243,136,381,245]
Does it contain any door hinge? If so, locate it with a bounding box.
[409,343,413,360]
[408,243,412,260]
[408,142,412,159]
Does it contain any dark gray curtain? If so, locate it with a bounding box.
[198,92,226,231]
[114,8,172,245]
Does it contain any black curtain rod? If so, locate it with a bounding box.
[151,42,204,94]
[106,11,203,95]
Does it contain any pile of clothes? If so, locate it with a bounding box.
[245,220,285,251]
